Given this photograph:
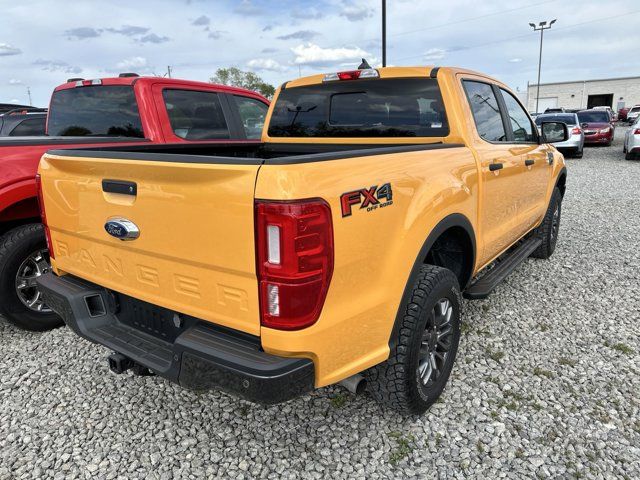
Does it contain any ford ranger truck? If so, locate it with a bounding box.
[36,66,568,414]
[0,74,269,331]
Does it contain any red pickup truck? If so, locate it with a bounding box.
[0,74,269,331]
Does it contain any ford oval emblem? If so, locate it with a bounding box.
[104,217,140,241]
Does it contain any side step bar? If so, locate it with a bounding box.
[463,236,542,300]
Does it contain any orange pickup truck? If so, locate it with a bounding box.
[36,66,568,414]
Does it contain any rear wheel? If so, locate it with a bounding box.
[573,149,583,158]
[0,224,63,331]
[626,151,634,160]
[365,265,461,414]
[531,188,562,260]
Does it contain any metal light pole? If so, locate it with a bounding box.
[529,19,556,113]
[382,0,387,67]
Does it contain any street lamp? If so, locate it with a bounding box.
[382,0,387,67]
[530,19,556,113]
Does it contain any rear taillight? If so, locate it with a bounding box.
[571,127,581,135]
[35,174,54,259]
[255,199,334,330]
[634,129,640,135]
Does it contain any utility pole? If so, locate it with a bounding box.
[382,0,387,67]
[529,19,556,113]
[27,87,33,106]
[166,65,172,78]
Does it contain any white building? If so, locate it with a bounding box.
[526,76,640,113]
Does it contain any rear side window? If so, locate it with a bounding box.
[163,90,230,140]
[234,96,268,139]
[499,89,536,142]
[463,81,507,142]
[9,117,46,136]
[268,78,449,138]
[48,86,144,137]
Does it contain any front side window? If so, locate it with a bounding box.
[500,89,535,142]
[234,96,268,139]
[268,78,449,138]
[463,81,507,142]
[163,90,230,140]
[48,86,143,137]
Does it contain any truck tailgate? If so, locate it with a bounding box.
[39,153,262,335]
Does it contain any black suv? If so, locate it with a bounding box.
[0,108,47,137]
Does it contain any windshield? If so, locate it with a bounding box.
[535,114,577,125]
[48,86,144,137]
[577,111,610,123]
[268,78,449,138]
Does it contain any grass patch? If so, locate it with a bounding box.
[558,356,578,367]
[533,367,554,379]
[612,343,634,355]
[330,393,348,408]
[388,432,415,466]
[486,348,505,362]
[476,441,485,453]
[538,323,550,332]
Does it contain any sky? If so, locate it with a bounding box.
[1,0,640,106]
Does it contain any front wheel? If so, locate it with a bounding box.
[531,188,562,259]
[0,224,63,331]
[365,265,461,414]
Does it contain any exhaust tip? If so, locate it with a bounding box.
[338,373,367,394]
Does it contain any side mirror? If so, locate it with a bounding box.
[540,121,569,143]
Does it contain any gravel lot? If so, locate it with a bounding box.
[1,126,639,479]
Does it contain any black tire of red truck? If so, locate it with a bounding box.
[531,187,562,260]
[0,224,63,331]
[365,265,461,415]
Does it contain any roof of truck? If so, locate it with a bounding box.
[282,66,493,89]
[53,76,268,100]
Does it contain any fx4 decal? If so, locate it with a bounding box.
[340,183,393,217]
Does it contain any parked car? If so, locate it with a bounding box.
[535,112,584,157]
[545,107,565,113]
[0,74,269,331]
[0,108,47,136]
[623,116,640,160]
[36,66,569,414]
[626,105,640,124]
[618,107,629,121]
[593,106,617,122]
[0,103,34,115]
[577,109,614,146]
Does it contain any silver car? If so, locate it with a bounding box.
[535,113,585,158]
[623,117,640,160]
[627,105,640,124]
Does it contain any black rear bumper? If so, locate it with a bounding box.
[37,272,314,404]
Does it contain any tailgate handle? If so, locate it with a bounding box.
[525,159,535,166]
[102,179,137,196]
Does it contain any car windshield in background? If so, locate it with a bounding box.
[47,86,144,137]
[577,111,610,123]
[268,78,449,138]
[535,114,576,125]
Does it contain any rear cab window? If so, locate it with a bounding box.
[9,117,47,136]
[48,86,144,137]
[163,90,230,140]
[267,78,449,138]
[577,111,610,123]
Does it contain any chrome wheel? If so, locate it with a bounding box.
[418,298,454,386]
[15,249,51,313]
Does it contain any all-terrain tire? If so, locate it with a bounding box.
[365,265,461,415]
[531,187,562,259]
[0,224,63,331]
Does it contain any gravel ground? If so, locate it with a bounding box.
[1,126,639,479]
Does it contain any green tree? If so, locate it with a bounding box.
[210,67,276,99]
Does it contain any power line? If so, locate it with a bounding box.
[393,9,640,62]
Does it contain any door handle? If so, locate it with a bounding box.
[525,159,535,166]
[489,163,503,171]
[547,152,554,165]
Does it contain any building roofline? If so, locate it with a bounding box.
[529,75,640,87]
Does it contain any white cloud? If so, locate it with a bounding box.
[0,43,22,56]
[291,43,371,66]
[509,58,523,63]
[33,59,81,74]
[9,79,23,85]
[340,3,374,21]
[116,56,148,70]
[424,48,446,61]
[247,58,286,72]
